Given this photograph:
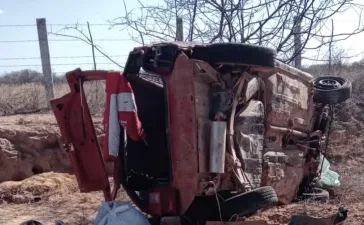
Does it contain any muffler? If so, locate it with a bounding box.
[209,121,227,173]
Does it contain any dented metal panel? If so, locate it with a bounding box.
[263,66,315,149]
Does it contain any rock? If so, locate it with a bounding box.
[0,138,19,181]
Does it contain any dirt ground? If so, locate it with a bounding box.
[0,173,130,225]
[0,114,364,225]
[1,172,363,225]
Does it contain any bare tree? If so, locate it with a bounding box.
[326,46,350,76]
[303,45,350,76]
[48,23,123,68]
[109,0,364,63]
[47,24,116,114]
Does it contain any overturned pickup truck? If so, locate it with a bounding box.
[50,42,351,224]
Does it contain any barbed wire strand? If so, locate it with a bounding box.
[0,23,158,27]
[0,24,111,27]
[0,62,125,68]
[0,55,127,60]
[0,39,142,43]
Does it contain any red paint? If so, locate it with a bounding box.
[148,188,177,215]
[50,69,111,199]
[166,53,198,214]
[103,72,144,161]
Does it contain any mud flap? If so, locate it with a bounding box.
[50,70,110,199]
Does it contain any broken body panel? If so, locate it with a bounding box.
[50,70,111,200]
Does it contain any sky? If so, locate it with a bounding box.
[0,0,364,75]
[0,0,143,75]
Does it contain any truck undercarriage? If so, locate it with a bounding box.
[50,42,351,224]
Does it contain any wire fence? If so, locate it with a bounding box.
[0,22,140,115]
[1,21,363,77]
[0,22,153,76]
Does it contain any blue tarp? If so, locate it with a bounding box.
[94,201,151,225]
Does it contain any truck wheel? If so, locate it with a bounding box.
[20,221,43,225]
[220,186,279,220]
[312,76,352,104]
[191,43,277,68]
[302,188,329,203]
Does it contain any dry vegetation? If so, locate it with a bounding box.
[0,81,106,116]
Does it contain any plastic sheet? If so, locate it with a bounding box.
[94,202,151,225]
[316,155,340,188]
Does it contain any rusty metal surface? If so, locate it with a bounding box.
[261,64,318,203]
[192,59,220,83]
[197,118,211,173]
[234,100,265,188]
[274,60,313,84]
[264,71,314,132]
[193,62,216,174]
[243,77,260,104]
[261,149,305,204]
[167,52,198,214]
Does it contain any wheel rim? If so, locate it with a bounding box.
[314,77,344,90]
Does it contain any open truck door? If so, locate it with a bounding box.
[50,69,112,201]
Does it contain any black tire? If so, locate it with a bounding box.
[220,186,279,220]
[302,188,329,203]
[191,43,277,68]
[312,76,352,104]
[148,217,161,225]
[183,195,220,224]
[20,221,43,225]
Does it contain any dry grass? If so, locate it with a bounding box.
[0,172,132,225]
[332,167,364,205]
[0,172,78,204]
[0,81,106,116]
